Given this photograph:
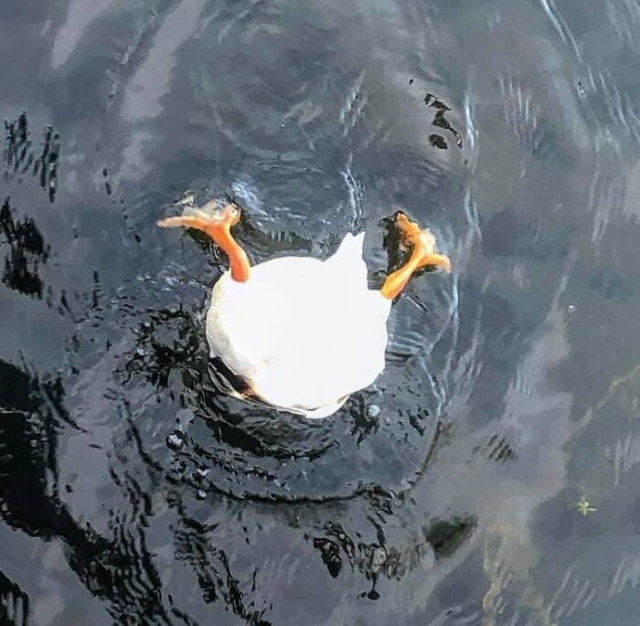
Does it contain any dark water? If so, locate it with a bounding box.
[2,0,640,624]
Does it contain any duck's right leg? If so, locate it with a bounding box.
[380,212,451,300]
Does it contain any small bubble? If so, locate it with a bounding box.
[166,431,185,451]
[196,489,207,500]
[568,304,576,313]
[367,404,381,418]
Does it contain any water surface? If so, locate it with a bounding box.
[2,0,640,624]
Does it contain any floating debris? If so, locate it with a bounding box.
[577,495,597,515]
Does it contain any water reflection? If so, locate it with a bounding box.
[0,345,478,623]
[4,113,59,203]
[0,567,28,626]
[0,197,50,298]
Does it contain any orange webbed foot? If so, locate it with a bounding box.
[158,200,250,282]
[381,212,451,300]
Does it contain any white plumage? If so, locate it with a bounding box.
[206,233,392,418]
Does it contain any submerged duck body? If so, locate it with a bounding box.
[159,200,451,418]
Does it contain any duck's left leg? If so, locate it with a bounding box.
[380,212,451,300]
[158,201,251,282]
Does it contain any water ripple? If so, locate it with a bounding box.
[537,0,584,63]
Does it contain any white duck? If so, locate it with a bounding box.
[158,200,450,418]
